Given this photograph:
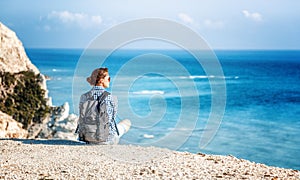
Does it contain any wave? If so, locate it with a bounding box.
[51,68,72,72]
[167,127,205,132]
[179,75,239,80]
[116,75,239,82]
[132,90,165,95]
[143,134,155,139]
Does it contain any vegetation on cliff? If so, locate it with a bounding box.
[0,71,50,129]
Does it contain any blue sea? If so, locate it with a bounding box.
[26,49,300,170]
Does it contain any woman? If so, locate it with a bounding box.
[77,67,131,144]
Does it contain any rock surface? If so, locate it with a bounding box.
[0,22,39,74]
[0,22,52,138]
[0,111,28,138]
[0,22,50,104]
[0,21,75,140]
[37,102,78,140]
[0,139,299,179]
[0,22,77,140]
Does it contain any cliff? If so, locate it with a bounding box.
[0,22,50,138]
[0,22,77,140]
[0,22,39,74]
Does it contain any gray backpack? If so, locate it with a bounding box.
[77,91,118,144]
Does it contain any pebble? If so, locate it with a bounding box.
[0,139,299,179]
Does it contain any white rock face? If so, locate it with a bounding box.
[0,22,39,74]
[51,102,78,140]
[38,102,78,140]
[53,114,78,140]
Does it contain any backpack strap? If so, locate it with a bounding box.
[96,91,109,112]
[96,91,120,136]
[113,115,120,136]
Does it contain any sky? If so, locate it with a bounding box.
[0,0,300,50]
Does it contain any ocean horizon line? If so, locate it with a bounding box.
[25,47,300,51]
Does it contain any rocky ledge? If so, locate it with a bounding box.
[0,140,299,179]
[0,111,28,138]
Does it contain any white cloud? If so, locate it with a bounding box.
[204,19,224,29]
[47,11,102,29]
[242,10,263,22]
[178,13,194,24]
[178,13,223,30]
[91,16,102,24]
